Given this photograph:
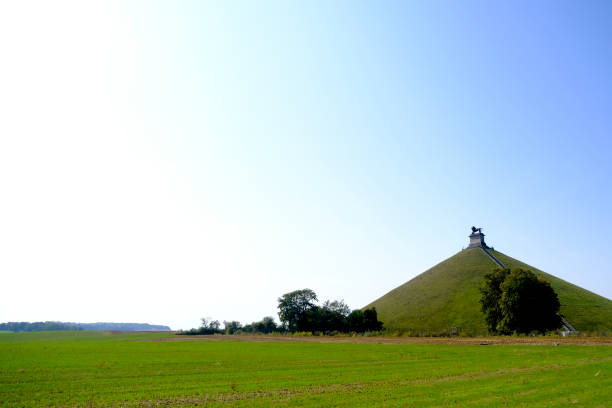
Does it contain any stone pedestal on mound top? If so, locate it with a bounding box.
[467,229,487,249]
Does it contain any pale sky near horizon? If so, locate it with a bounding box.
[1,1,611,330]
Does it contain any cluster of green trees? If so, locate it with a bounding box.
[180,316,281,335]
[181,289,383,335]
[480,268,562,334]
[216,317,280,335]
[278,289,383,333]
[179,318,222,335]
[242,316,279,334]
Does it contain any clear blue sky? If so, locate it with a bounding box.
[1,1,610,329]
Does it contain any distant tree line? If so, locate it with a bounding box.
[180,289,383,335]
[179,318,223,335]
[0,322,171,332]
[180,316,281,335]
[0,322,82,332]
[241,316,279,334]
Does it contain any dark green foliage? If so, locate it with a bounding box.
[301,306,342,332]
[183,316,283,336]
[322,300,351,316]
[347,308,384,332]
[243,317,280,334]
[253,316,278,333]
[317,304,347,332]
[363,308,384,331]
[300,300,352,332]
[278,289,382,333]
[480,268,562,334]
[223,321,242,335]
[205,319,221,331]
[346,310,366,332]
[479,269,510,334]
[182,290,381,336]
[178,318,223,335]
[278,289,318,332]
[498,269,562,334]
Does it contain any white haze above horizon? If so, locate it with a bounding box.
[1,1,611,330]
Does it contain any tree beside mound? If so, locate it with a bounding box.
[278,289,383,333]
[365,248,612,335]
[480,268,562,334]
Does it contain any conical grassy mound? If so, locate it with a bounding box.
[365,248,612,335]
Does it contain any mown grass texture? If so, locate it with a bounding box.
[0,331,610,407]
[366,248,612,334]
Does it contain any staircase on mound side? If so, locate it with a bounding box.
[466,227,577,334]
[481,247,504,268]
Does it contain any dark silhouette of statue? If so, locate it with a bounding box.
[471,226,482,234]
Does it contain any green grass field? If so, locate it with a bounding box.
[0,332,610,407]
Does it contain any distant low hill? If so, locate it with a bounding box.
[366,248,612,335]
[0,321,171,332]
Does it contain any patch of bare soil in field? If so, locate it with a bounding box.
[142,333,612,346]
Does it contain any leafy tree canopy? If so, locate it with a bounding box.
[223,321,242,335]
[277,289,383,333]
[347,308,383,333]
[480,268,562,334]
[277,289,318,331]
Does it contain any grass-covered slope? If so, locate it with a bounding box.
[366,248,612,335]
[366,249,493,335]
[491,250,612,333]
